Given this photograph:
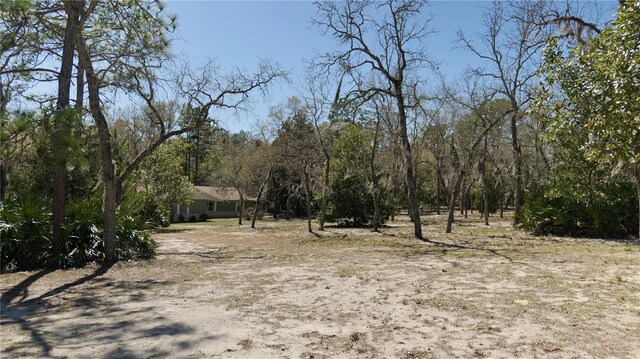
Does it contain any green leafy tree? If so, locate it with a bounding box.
[328,123,393,227]
[132,139,194,226]
[541,2,640,237]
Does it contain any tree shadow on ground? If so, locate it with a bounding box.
[153,227,196,234]
[419,238,515,263]
[1,263,220,358]
[372,230,516,263]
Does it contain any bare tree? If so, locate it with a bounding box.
[301,70,344,231]
[313,0,433,240]
[457,1,544,224]
[441,79,511,233]
[271,97,322,233]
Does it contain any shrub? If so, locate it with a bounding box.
[198,213,208,222]
[0,194,52,271]
[60,195,104,268]
[327,176,395,227]
[520,180,638,238]
[119,190,170,228]
[116,215,156,259]
[0,194,157,272]
[177,214,185,223]
[472,185,499,214]
[188,214,197,222]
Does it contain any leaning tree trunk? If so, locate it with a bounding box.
[446,170,465,233]
[52,4,79,262]
[252,168,272,229]
[303,164,313,233]
[74,14,118,262]
[394,84,422,240]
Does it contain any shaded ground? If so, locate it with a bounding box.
[1,213,639,358]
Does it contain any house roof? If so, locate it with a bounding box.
[193,186,256,202]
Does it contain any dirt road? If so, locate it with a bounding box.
[2,214,639,358]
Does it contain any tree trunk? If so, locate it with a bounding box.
[194,127,200,185]
[465,192,469,218]
[0,163,7,200]
[52,3,80,262]
[74,10,118,262]
[511,115,524,224]
[435,165,441,215]
[446,170,465,233]
[459,184,465,216]
[483,185,489,226]
[238,192,244,225]
[635,165,640,240]
[499,181,504,219]
[75,65,84,112]
[252,168,272,229]
[394,84,422,240]
[115,177,124,205]
[461,187,467,218]
[319,156,330,231]
[304,164,313,233]
[481,138,489,226]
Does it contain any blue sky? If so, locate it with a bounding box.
[165,1,616,133]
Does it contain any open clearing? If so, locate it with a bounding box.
[1,214,639,358]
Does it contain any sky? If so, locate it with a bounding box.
[164,1,616,134]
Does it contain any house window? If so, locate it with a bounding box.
[207,202,215,211]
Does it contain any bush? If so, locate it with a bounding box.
[198,213,208,222]
[520,180,638,238]
[61,195,104,267]
[472,185,499,214]
[119,190,170,228]
[116,215,156,259]
[177,214,185,223]
[327,176,395,227]
[0,194,157,272]
[188,214,197,222]
[0,194,52,271]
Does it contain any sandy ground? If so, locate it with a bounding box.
[1,213,639,358]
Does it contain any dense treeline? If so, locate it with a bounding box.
[1,0,638,271]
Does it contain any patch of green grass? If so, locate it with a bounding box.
[226,294,260,309]
[336,266,366,278]
[237,338,253,350]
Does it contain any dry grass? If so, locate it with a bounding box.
[1,213,639,358]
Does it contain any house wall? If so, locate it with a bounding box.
[172,200,241,220]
